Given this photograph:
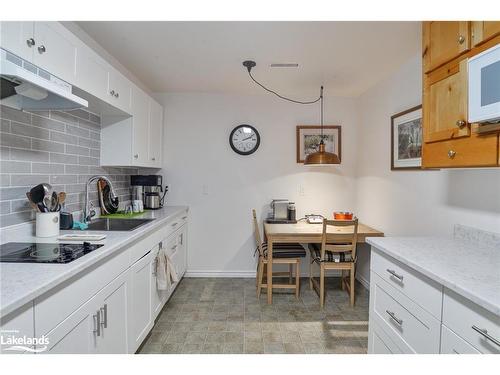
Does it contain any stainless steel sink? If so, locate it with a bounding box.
[86,218,155,231]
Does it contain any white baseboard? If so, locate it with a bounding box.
[185,270,256,278]
[356,273,370,290]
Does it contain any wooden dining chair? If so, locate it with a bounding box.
[308,218,359,307]
[252,209,306,299]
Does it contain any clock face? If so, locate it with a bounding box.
[229,125,260,155]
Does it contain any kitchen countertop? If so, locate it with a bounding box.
[0,206,188,317]
[367,234,500,317]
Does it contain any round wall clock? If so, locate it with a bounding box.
[229,124,260,155]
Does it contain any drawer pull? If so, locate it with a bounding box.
[100,304,108,329]
[472,325,500,347]
[171,244,177,252]
[93,312,101,336]
[181,216,187,220]
[171,222,178,227]
[386,310,403,326]
[386,269,403,282]
[448,150,456,159]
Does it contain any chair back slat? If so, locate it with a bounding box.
[252,209,264,257]
[320,219,359,261]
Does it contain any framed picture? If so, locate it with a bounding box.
[296,125,341,163]
[391,105,422,170]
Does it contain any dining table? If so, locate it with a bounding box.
[263,220,384,304]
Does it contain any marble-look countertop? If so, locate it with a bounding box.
[367,234,500,316]
[0,206,188,317]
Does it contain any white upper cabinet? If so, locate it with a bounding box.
[108,68,132,113]
[148,99,163,167]
[32,22,77,83]
[0,21,34,61]
[131,86,150,166]
[75,47,109,102]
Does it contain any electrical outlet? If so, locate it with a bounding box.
[165,184,170,194]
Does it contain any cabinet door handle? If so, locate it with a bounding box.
[458,35,465,44]
[134,154,139,159]
[100,304,108,329]
[171,244,177,253]
[181,216,187,220]
[456,120,466,128]
[93,312,101,336]
[448,150,457,159]
[110,90,115,96]
[179,233,183,245]
[151,157,156,161]
[472,325,500,347]
[386,310,403,326]
[37,45,46,54]
[386,269,403,282]
[26,38,35,47]
[171,222,178,227]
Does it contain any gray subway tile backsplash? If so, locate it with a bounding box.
[0,104,137,228]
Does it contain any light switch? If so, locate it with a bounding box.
[202,184,209,195]
[299,185,305,196]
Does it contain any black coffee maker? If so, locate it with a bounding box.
[130,175,166,209]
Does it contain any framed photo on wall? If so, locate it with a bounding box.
[296,125,341,163]
[391,105,422,170]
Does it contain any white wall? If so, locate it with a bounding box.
[355,55,500,285]
[155,92,359,276]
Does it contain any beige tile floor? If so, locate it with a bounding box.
[139,277,369,354]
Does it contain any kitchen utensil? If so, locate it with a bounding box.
[26,192,39,212]
[58,192,66,206]
[50,191,58,212]
[29,183,48,205]
[98,179,119,215]
[59,212,74,230]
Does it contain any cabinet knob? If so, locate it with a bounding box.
[456,120,466,128]
[26,38,35,47]
[134,154,139,159]
[37,45,46,54]
[448,150,457,159]
[458,35,465,44]
[114,92,119,98]
[151,157,156,161]
[110,90,115,96]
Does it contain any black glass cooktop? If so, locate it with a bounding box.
[0,242,103,264]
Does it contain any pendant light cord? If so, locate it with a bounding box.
[247,70,322,105]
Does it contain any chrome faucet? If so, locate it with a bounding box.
[83,175,118,223]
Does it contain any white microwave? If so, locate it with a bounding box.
[468,44,500,131]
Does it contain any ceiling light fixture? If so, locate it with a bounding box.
[242,60,340,166]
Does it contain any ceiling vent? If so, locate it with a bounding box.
[270,63,299,68]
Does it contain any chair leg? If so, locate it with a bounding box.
[295,260,300,299]
[256,259,260,287]
[289,264,293,284]
[256,259,264,298]
[341,270,345,290]
[350,266,355,307]
[320,264,325,308]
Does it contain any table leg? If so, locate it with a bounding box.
[267,239,273,304]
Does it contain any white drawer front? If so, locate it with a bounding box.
[371,272,441,353]
[441,325,480,354]
[371,249,443,319]
[162,212,188,239]
[369,321,403,354]
[443,288,500,354]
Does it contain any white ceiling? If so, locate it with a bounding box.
[77,21,420,97]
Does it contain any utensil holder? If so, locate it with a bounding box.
[36,212,60,237]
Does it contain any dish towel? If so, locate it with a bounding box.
[156,247,179,290]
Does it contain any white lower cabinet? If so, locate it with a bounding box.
[368,248,499,354]
[440,325,480,354]
[128,249,154,353]
[0,302,35,354]
[45,270,128,354]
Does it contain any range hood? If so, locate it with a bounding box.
[0,48,87,110]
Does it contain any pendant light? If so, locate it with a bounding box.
[304,86,340,165]
[243,60,340,166]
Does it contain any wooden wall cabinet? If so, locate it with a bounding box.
[423,21,470,73]
[422,21,500,169]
